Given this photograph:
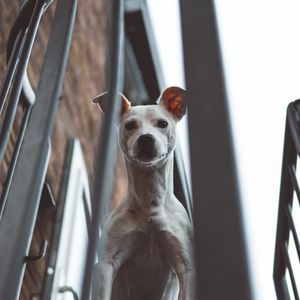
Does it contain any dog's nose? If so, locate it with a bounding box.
[137,134,156,160]
[137,134,155,147]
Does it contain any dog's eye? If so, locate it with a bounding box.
[157,119,168,128]
[124,121,137,130]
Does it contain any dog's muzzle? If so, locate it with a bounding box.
[137,134,156,160]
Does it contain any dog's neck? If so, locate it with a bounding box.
[125,152,174,209]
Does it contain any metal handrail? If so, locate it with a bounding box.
[285,204,300,261]
[181,0,253,299]
[282,242,299,300]
[6,0,48,107]
[0,0,48,163]
[0,28,26,114]
[6,0,51,59]
[0,0,44,220]
[41,140,75,300]
[273,101,300,300]
[0,1,197,298]
[0,0,77,298]
[81,1,124,299]
[0,107,31,219]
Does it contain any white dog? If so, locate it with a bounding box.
[92,87,195,300]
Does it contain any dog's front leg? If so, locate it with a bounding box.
[174,263,195,300]
[92,261,115,300]
[164,232,195,300]
[92,211,136,300]
[92,247,127,300]
[92,233,124,300]
[168,249,195,300]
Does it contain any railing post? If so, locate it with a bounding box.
[81,0,124,299]
[0,0,77,298]
[0,0,47,162]
[274,101,300,300]
[180,0,253,299]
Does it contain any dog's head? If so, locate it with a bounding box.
[93,86,186,167]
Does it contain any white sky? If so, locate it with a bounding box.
[147,0,300,299]
[146,0,191,187]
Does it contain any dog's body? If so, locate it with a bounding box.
[92,87,195,300]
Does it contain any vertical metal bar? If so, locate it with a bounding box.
[285,204,300,261]
[174,149,193,220]
[287,100,300,156]
[0,0,46,163]
[180,0,253,299]
[81,1,124,299]
[41,140,75,300]
[274,277,291,300]
[274,112,297,296]
[0,107,32,220]
[288,165,300,206]
[0,28,26,114]
[282,242,300,300]
[0,0,77,298]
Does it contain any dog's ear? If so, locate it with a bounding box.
[158,86,186,120]
[92,91,131,115]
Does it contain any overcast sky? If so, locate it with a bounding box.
[147,0,300,299]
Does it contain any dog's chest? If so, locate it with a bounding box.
[111,224,175,300]
[135,223,166,264]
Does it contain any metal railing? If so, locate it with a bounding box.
[0,0,77,298]
[0,0,48,219]
[274,100,300,300]
[81,0,124,298]
[0,0,194,298]
[180,0,253,299]
[0,0,255,299]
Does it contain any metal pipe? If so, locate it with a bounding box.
[0,0,46,163]
[282,242,299,300]
[0,107,32,220]
[6,0,46,58]
[274,105,298,298]
[287,100,300,157]
[0,0,77,297]
[288,165,300,206]
[81,1,124,299]
[285,204,300,261]
[274,276,291,300]
[0,28,26,114]
[180,0,253,299]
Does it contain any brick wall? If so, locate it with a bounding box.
[0,0,127,298]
